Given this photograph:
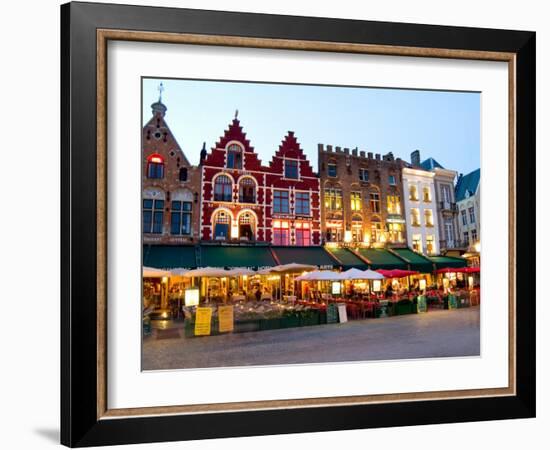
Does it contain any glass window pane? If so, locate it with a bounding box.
[170,213,180,235]
[143,199,153,209]
[171,201,181,211]
[155,199,164,209]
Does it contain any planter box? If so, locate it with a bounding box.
[259,318,282,330]
[300,310,320,327]
[281,315,301,329]
[234,319,261,333]
[394,300,414,315]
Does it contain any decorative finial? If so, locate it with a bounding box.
[158,82,164,102]
[234,109,239,119]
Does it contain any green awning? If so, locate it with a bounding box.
[392,248,434,272]
[325,247,368,269]
[143,245,197,269]
[356,248,406,270]
[272,246,337,269]
[200,245,277,269]
[428,255,467,269]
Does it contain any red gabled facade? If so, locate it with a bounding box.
[200,117,321,245]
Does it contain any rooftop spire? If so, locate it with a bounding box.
[234,109,239,119]
[151,82,167,117]
[158,82,164,102]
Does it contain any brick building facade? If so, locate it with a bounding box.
[142,98,201,244]
[200,116,321,245]
[318,144,407,246]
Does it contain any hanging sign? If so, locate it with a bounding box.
[218,305,234,333]
[194,307,213,336]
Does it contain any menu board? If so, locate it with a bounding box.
[327,303,339,324]
[417,295,428,313]
[337,304,348,323]
[194,307,213,336]
[218,305,234,333]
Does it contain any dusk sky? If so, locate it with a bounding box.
[142,78,480,176]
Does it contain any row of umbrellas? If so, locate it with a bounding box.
[296,268,384,281]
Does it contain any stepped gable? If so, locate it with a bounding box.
[268,131,316,178]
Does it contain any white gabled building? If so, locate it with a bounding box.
[402,167,440,255]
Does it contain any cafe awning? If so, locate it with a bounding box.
[200,245,277,269]
[142,245,197,269]
[391,248,434,272]
[325,247,369,269]
[355,248,407,270]
[272,246,338,268]
[428,255,468,269]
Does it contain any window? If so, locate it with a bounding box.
[351,216,363,243]
[387,223,404,243]
[146,154,164,179]
[461,209,467,226]
[424,209,434,227]
[423,186,431,202]
[284,159,299,179]
[327,163,337,177]
[213,210,231,239]
[387,195,401,215]
[369,192,380,213]
[464,231,469,242]
[213,175,233,202]
[273,190,289,213]
[359,168,369,182]
[170,201,192,235]
[326,224,343,242]
[409,185,418,201]
[238,177,256,203]
[468,206,476,223]
[351,191,362,211]
[238,212,255,241]
[471,229,478,241]
[226,144,242,169]
[444,219,454,244]
[179,167,188,182]
[325,189,343,211]
[143,198,164,234]
[411,208,420,227]
[412,234,422,253]
[295,222,311,246]
[441,184,451,203]
[295,192,310,215]
[389,174,396,185]
[273,220,290,245]
[371,219,382,243]
[426,235,435,255]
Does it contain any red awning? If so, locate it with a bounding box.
[377,269,419,278]
[435,266,480,274]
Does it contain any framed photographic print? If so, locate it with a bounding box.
[61,1,536,447]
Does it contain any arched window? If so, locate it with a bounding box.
[409,184,418,201]
[411,208,421,227]
[370,217,382,243]
[179,167,188,182]
[424,209,434,227]
[238,177,256,203]
[238,212,256,241]
[146,154,164,179]
[423,186,431,202]
[213,210,231,239]
[213,174,233,202]
[226,144,242,169]
[143,188,165,234]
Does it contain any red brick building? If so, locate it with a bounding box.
[142,96,201,245]
[200,115,321,245]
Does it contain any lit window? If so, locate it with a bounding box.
[387,195,401,214]
[371,219,382,242]
[214,175,233,202]
[325,189,343,211]
[351,192,362,211]
[370,192,380,213]
[424,209,434,227]
[409,185,418,201]
[471,229,478,241]
[273,190,289,213]
[170,201,192,235]
[147,154,164,179]
[423,186,431,202]
[426,235,435,254]
[284,160,299,179]
[327,163,337,177]
[238,212,255,241]
[213,210,230,239]
[412,234,422,253]
[273,220,290,245]
[389,174,396,185]
[143,198,164,234]
[295,192,310,215]
[238,177,256,203]
[359,168,369,182]
[226,144,242,169]
[387,223,404,243]
[351,215,363,242]
[295,222,311,246]
[411,208,420,227]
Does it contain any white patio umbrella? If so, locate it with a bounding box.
[360,269,386,280]
[296,270,346,281]
[142,267,171,278]
[183,267,230,278]
[170,268,190,277]
[226,267,256,276]
[341,268,370,280]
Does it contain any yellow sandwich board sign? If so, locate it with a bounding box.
[194,307,213,336]
[218,305,234,333]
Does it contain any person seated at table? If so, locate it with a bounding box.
[254,287,262,302]
[384,283,393,298]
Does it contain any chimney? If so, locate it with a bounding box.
[318,143,324,153]
[411,150,421,167]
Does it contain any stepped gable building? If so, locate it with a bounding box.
[200,114,321,245]
[318,144,407,246]
[142,92,201,244]
[265,132,321,246]
[412,150,462,255]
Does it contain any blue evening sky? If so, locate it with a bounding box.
[142,78,480,176]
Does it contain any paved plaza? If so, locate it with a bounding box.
[142,306,480,370]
